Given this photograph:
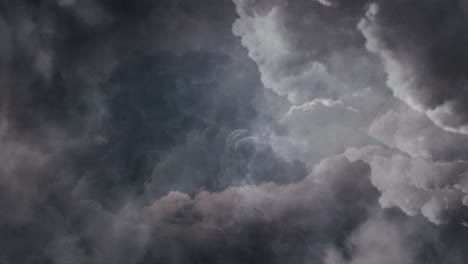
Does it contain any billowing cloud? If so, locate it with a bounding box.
[4,0,468,263]
[232,0,468,229]
[359,0,468,134]
[232,0,385,105]
[346,145,468,225]
[278,99,371,164]
[370,107,468,161]
[140,155,380,263]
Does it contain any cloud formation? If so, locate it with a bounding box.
[359,0,468,134]
[3,0,468,263]
[231,0,468,228]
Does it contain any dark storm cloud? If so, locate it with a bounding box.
[38,155,414,264]
[141,156,468,264]
[232,0,468,227]
[0,0,273,262]
[0,0,249,202]
[0,0,239,142]
[4,0,468,263]
[359,0,468,133]
[0,0,249,211]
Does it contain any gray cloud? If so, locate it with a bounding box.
[359,0,468,134]
[232,0,468,228]
[232,0,382,105]
[369,106,468,162]
[3,0,468,263]
[346,145,468,225]
[140,155,380,263]
[277,99,372,165]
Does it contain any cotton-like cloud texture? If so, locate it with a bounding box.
[3,0,468,263]
[359,0,468,134]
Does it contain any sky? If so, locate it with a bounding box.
[2,0,468,263]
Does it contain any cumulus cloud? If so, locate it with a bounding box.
[231,0,468,229]
[232,0,385,105]
[277,99,372,164]
[232,5,340,104]
[359,0,468,134]
[140,155,381,263]
[14,154,386,263]
[369,107,468,161]
[5,0,468,263]
[140,155,468,263]
[324,212,440,264]
[346,145,468,225]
